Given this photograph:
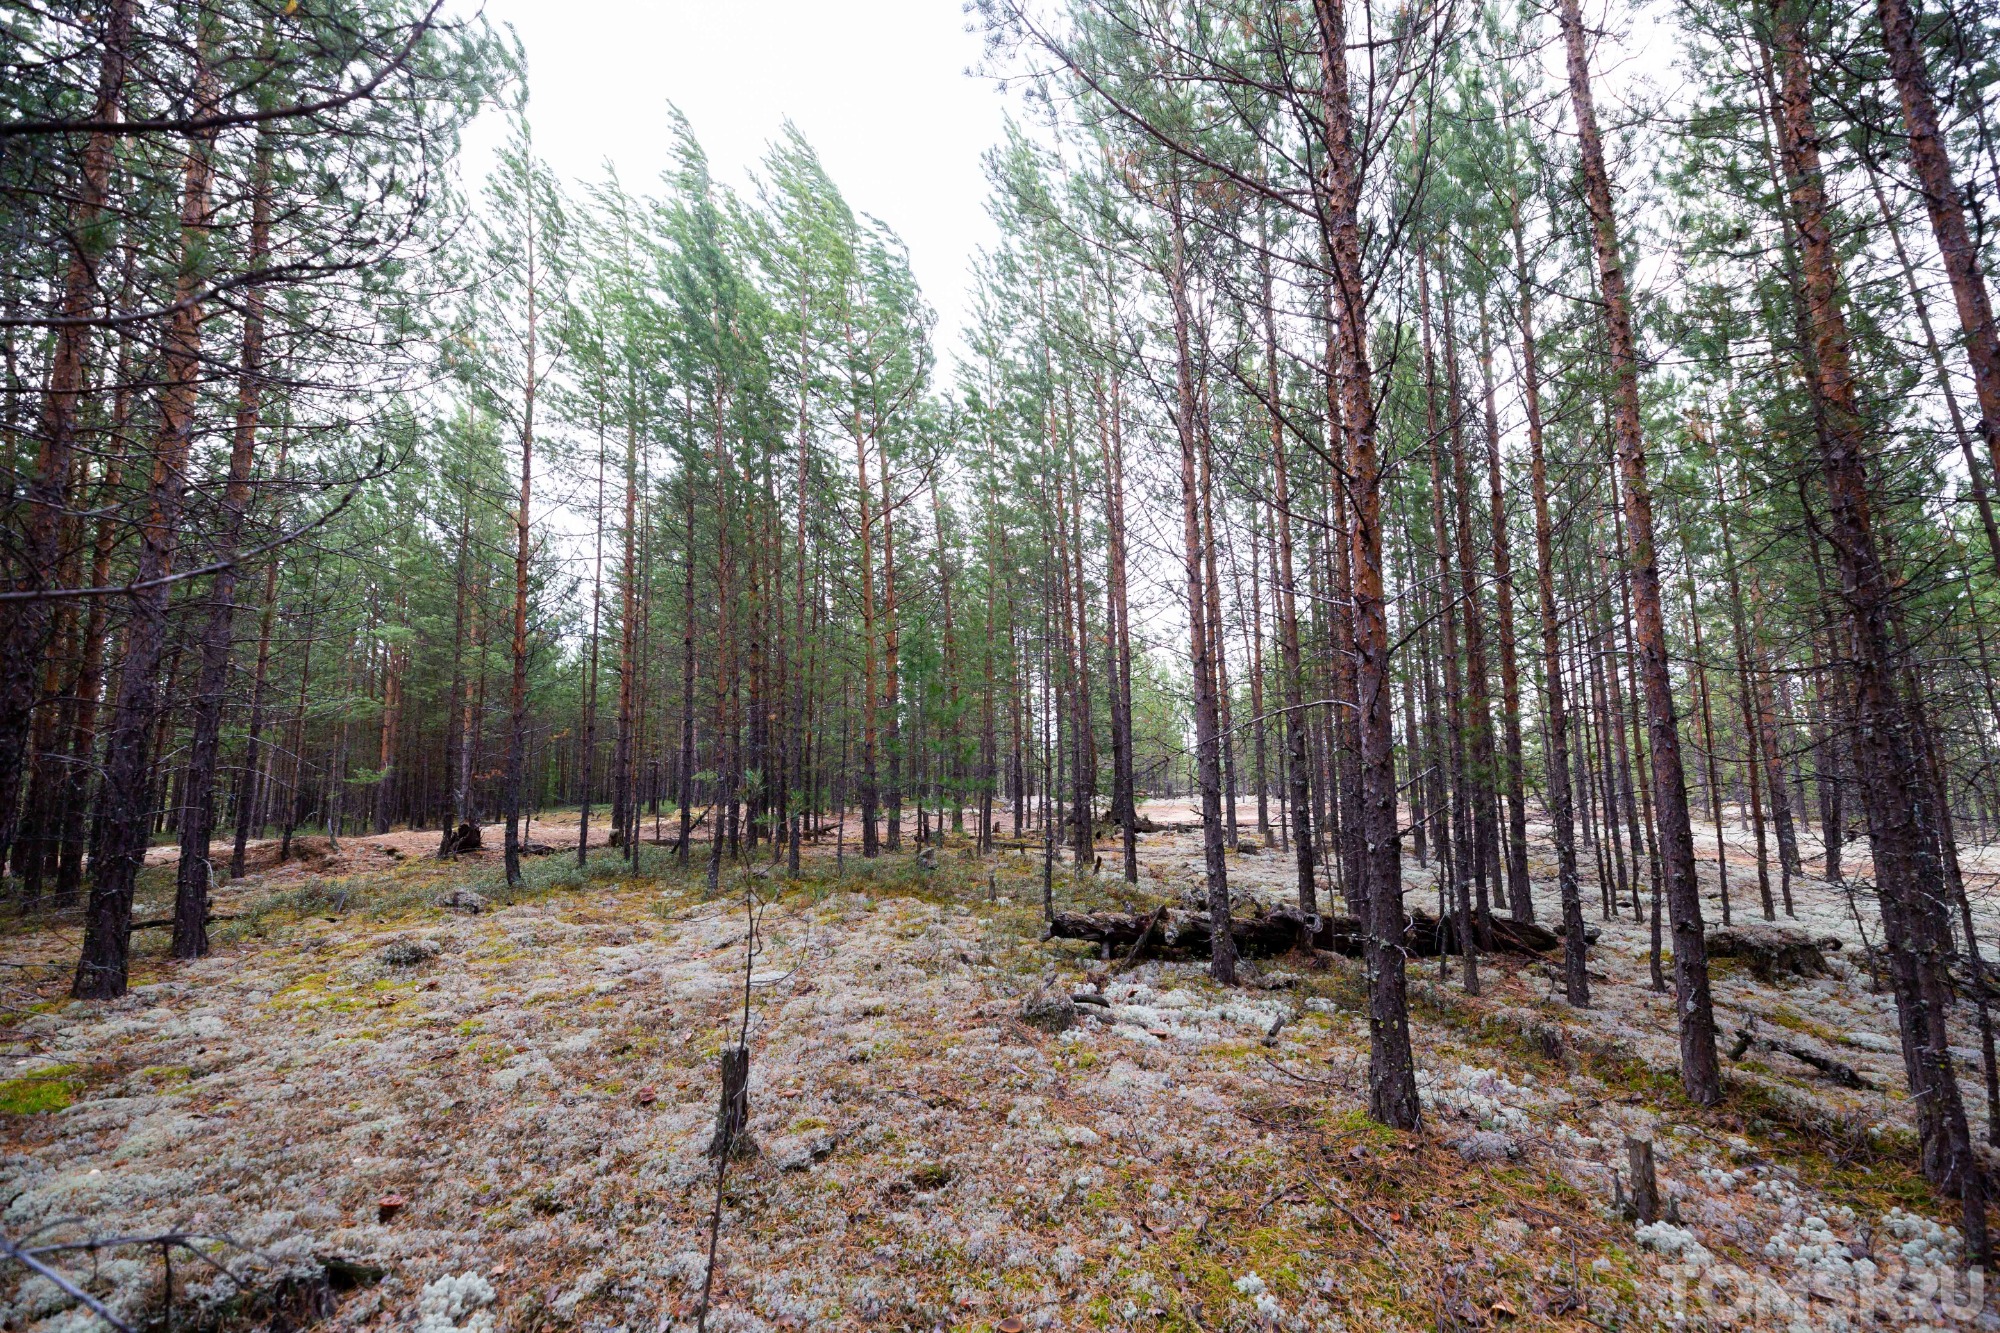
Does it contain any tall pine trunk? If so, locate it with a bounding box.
[1515,206,1588,1003]
[1316,0,1419,1127]
[0,0,135,865]
[1875,0,2000,479]
[1263,245,1316,912]
[1479,301,1531,921]
[74,44,219,999]
[1560,0,1721,1103]
[1771,2,1987,1255]
[1167,201,1233,986]
[173,129,273,956]
[503,232,539,888]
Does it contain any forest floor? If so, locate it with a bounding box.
[3,805,1997,1333]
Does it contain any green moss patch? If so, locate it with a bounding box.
[0,1065,82,1115]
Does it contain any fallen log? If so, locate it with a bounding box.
[129,913,239,933]
[1730,1024,1876,1090]
[1048,904,1569,964]
[1048,906,1317,959]
[1436,914,1567,957]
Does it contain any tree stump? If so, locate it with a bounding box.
[708,1044,755,1160]
[1625,1135,1659,1224]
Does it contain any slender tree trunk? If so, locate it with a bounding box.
[1444,277,1499,944]
[1516,208,1588,1004]
[503,226,539,888]
[1748,582,1800,900]
[1316,0,1418,1126]
[790,326,813,874]
[1771,6,1987,1252]
[879,435,903,853]
[1560,0,1721,1103]
[58,288,135,901]
[1681,541,1734,928]
[615,414,639,860]
[1166,200,1233,985]
[1422,254,1476,992]
[678,465,698,864]
[230,535,281,876]
[0,0,134,865]
[1101,338,1138,879]
[1714,455,1776,919]
[1264,250,1317,912]
[579,414,607,867]
[172,131,273,956]
[708,387,738,893]
[439,437,477,856]
[74,45,218,998]
[1876,0,2000,480]
[851,363,882,858]
[1327,386,1365,913]
[1480,301,1531,921]
[1201,408,1238,855]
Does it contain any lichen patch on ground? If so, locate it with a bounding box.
[4,810,1996,1332]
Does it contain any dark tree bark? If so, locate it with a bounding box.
[1560,0,1722,1104]
[74,47,218,999]
[1166,200,1233,986]
[617,415,640,864]
[579,414,607,867]
[231,507,283,880]
[1480,300,1532,922]
[503,241,538,889]
[678,462,698,865]
[173,127,273,958]
[850,345,882,859]
[1421,254,1477,995]
[1875,0,2000,481]
[0,0,135,866]
[1315,0,1419,1128]
[1515,204,1588,1005]
[438,431,476,858]
[1443,277,1499,943]
[1770,2,1987,1256]
[1102,336,1138,880]
[1272,244,1320,908]
[1680,538,1734,929]
[708,389,738,893]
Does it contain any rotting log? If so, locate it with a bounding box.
[1047,906,1316,960]
[1048,903,1577,963]
[1730,1023,1877,1090]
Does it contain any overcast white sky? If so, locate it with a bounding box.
[462,0,1014,360]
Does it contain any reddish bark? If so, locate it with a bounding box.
[0,0,135,863]
[1772,2,1987,1257]
[1876,0,2000,482]
[1315,0,1419,1128]
[174,130,273,957]
[1559,0,1721,1104]
[74,47,220,999]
